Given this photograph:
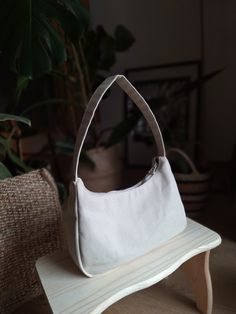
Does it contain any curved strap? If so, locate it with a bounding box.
[73,75,166,180]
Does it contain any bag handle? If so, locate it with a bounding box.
[73,75,166,180]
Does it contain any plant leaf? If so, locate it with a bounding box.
[0,136,8,150]
[0,161,12,179]
[114,25,135,52]
[173,69,223,97]
[0,135,31,174]
[53,139,75,155]
[7,149,31,172]
[15,76,29,102]
[20,98,77,116]
[0,0,89,79]
[0,113,31,126]
[99,33,116,70]
[105,113,140,148]
[53,139,94,167]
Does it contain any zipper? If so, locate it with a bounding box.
[137,157,159,187]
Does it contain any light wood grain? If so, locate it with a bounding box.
[181,251,212,314]
[36,218,221,314]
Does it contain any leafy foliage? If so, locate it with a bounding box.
[0,161,12,179]
[83,25,135,90]
[15,76,30,102]
[105,69,222,149]
[53,139,95,167]
[105,111,140,148]
[0,135,31,173]
[0,113,31,126]
[173,69,223,97]
[0,0,89,79]
[0,113,32,179]
[115,25,136,52]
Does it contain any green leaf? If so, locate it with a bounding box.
[0,113,31,126]
[53,139,75,155]
[15,76,29,102]
[7,149,31,172]
[105,113,140,148]
[20,98,77,116]
[114,25,135,52]
[0,161,12,179]
[0,136,9,151]
[59,0,89,40]
[86,25,117,72]
[0,0,89,79]
[173,69,223,97]
[53,139,94,167]
[0,135,31,175]
[99,33,116,70]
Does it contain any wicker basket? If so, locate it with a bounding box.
[168,148,210,217]
[0,169,63,314]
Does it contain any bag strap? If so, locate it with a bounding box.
[73,75,166,180]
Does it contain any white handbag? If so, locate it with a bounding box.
[63,75,187,277]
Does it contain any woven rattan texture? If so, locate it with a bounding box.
[0,169,63,314]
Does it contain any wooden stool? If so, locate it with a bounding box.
[36,218,221,314]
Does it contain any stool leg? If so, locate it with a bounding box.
[181,251,213,314]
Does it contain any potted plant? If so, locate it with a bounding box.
[0,1,135,192]
[0,1,92,205]
[48,24,135,190]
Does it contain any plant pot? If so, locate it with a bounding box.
[19,132,49,160]
[168,148,210,218]
[0,131,49,160]
[79,145,123,192]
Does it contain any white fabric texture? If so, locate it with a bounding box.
[63,75,187,277]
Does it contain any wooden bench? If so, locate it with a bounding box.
[36,218,221,314]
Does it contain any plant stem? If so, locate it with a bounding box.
[71,43,89,105]
[71,43,100,147]
[61,57,78,136]
[79,40,92,97]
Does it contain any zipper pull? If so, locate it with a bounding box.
[151,157,158,174]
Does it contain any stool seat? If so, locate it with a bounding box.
[36,218,221,314]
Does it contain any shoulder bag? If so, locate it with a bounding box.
[63,75,187,277]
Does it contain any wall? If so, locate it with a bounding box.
[204,0,236,161]
[91,1,201,68]
[90,0,235,162]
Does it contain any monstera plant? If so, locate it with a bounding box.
[0,0,89,180]
[0,0,135,191]
[0,0,89,80]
